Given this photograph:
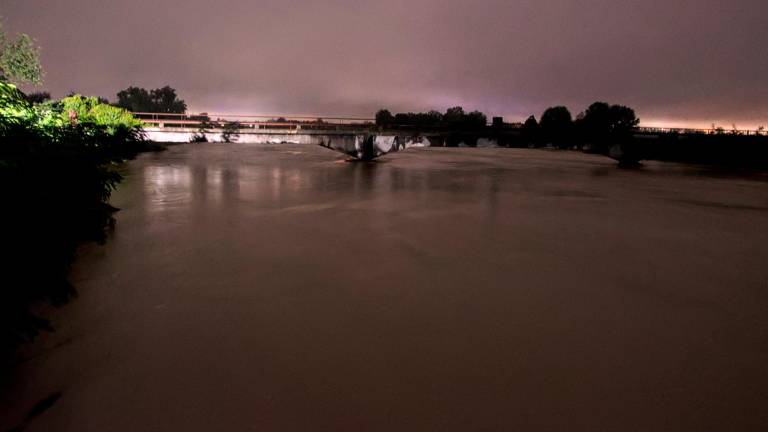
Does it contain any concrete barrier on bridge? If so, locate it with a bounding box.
[143,127,344,144]
[144,127,433,159]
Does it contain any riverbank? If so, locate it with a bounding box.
[0,83,165,361]
[0,140,164,362]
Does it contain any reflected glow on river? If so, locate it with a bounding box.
[3,143,768,431]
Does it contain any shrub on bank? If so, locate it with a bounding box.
[0,82,153,356]
[59,95,142,133]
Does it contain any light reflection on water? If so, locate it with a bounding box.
[143,165,192,211]
[140,146,519,222]
[143,157,323,213]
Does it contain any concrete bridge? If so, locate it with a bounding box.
[135,113,430,160]
[143,126,428,160]
[135,112,767,162]
[135,112,767,140]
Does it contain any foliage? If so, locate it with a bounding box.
[0,81,150,354]
[189,113,215,125]
[0,23,42,85]
[375,109,394,127]
[0,83,64,136]
[116,85,187,113]
[522,115,540,146]
[116,86,152,112]
[25,91,50,104]
[221,121,242,143]
[0,82,35,129]
[393,110,443,128]
[189,113,216,142]
[443,106,466,126]
[465,110,488,129]
[376,106,487,130]
[60,94,142,134]
[150,86,187,113]
[190,133,208,143]
[540,106,573,148]
[576,102,639,151]
[607,105,639,134]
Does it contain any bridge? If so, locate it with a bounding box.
[133,112,767,162]
[133,112,421,160]
[133,112,766,137]
[133,112,375,133]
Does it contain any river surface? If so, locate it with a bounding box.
[2,143,768,431]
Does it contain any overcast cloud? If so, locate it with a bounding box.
[3,0,767,127]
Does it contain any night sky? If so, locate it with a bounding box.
[3,0,767,127]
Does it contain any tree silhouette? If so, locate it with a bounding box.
[540,106,573,148]
[578,102,639,150]
[522,115,540,146]
[443,106,466,127]
[466,111,487,129]
[375,109,394,127]
[150,86,187,113]
[374,106,487,131]
[578,102,611,147]
[424,110,443,126]
[116,87,153,112]
[608,104,639,135]
[116,86,187,113]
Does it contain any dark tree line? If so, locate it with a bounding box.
[522,102,639,150]
[115,86,187,113]
[24,86,188,115]
[376,106,487,130]
[376,102,638,150]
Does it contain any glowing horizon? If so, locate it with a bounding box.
[177,106,767,132]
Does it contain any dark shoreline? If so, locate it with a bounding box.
[412,129,768,169]
[0,141,165,365]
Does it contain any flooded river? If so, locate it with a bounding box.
[2,144,768,431]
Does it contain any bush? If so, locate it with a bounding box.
[0,82,150,355]
[221,121,242,143]
[59,95,142,133]
[190,132,208,143]
[0,25,42,85]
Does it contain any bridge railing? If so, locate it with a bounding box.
[132,112,766,137]
[132,112,376,131]
[636,126,766,136]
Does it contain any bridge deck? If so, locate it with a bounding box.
[131,112,767,137]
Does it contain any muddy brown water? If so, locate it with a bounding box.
[2,144,768,431]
